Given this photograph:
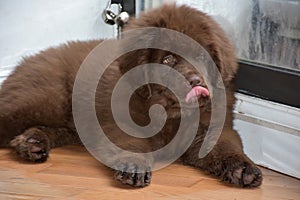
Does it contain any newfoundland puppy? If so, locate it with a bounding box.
[0,4,262,188]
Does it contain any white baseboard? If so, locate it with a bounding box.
[234,93,300,178]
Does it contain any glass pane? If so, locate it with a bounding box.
[139,0,300,71]
[249,0,300,71]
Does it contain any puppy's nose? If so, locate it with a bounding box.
[188,75,202,87]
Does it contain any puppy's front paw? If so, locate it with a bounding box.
[10,128,50,163]
[113,158,152,187]
[221,155,262,188]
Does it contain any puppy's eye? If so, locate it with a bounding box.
[162,55,177,66]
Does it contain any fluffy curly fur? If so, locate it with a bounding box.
[0,4,262,188]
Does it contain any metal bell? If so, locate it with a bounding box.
[102,0,129,27]
[102,9,117,25]
[115,11,130,26]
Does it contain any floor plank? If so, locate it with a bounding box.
[0,146,299,200]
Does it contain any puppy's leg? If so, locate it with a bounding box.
[98,124,153,187]
[181,128,262,188]
[112,139,153,187]
[9,126,79,162]
[0,64,70,147]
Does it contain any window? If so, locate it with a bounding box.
[167,0,300,70]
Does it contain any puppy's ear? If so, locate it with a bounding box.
[216,48,238,84]
[205,42,238,85]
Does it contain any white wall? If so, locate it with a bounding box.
[0,0,115,84]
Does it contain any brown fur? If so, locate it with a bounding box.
[0,5,262,187]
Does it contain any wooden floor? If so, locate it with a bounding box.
[0,146,299,200]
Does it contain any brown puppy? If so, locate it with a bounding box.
[0,5,262,188]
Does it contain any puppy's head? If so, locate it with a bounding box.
[117,4,237,118]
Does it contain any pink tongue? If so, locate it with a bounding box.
[185,86,209,103]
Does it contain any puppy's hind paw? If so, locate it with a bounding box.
[10,127,51,163]
[221,155,263,188]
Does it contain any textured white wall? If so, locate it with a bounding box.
[0,0,115,84]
